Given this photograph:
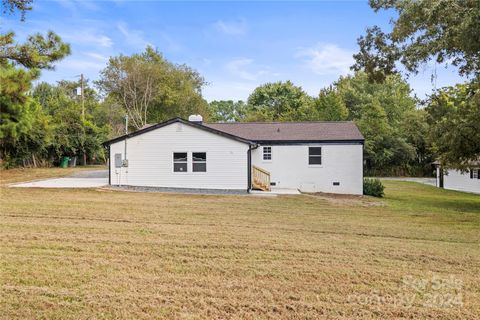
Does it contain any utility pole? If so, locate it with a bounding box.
[123,114,130,170]
[78,73,86,166]
[80,73,85,118]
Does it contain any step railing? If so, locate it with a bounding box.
[252,165,271,191]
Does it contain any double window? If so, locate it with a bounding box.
[263,146,272,161]
[173,152,207,172]
[308,147,322,165]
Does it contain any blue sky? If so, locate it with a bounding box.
[4,0,463,101]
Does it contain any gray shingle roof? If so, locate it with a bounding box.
[204,121,364,142]
[103,118,364,146]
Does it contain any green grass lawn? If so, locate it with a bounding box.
[0,169,479,319]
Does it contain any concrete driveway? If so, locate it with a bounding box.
[11,170,108,188]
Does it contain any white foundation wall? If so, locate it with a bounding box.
[109,122,249,190]
[443,169,480,194]
[251,143,363,195]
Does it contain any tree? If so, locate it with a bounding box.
[0,63,52,167]
[352,0,480,82]
[1,0,33,20]
[351,1,480,170]
[147,63,208,122]
[400,109,433,175]
[246,81,314,121]
[1,31,70,69]
[97,47,208,130]
[333,72,423,175]
[336,72,417,123]
[208,100,247,122]
[356,99,415,174]
[426,82,480,168]
[0,0,70,166]
[313,88,348,121]
[31,82,110,164]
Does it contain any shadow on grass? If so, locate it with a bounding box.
[383,181,480,215]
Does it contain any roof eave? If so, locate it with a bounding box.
[251,139,365,145]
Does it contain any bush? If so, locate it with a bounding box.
[363,178,385,197]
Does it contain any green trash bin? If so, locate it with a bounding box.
[60,156,70,168]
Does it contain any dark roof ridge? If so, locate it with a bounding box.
[206,120,355,124]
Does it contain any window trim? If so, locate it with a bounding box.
[192,152,207,173]
[471,168,479,179]
[308,147,322,166]
[262,146,272,162]
[173,151,188,173]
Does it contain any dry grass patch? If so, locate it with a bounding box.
[0,170,479,319]
[305,192,385,207]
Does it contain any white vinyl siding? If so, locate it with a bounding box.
[109,122,249,190]
[252,143,363,195]
[438,168,480,194]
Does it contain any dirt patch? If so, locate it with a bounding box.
[304,192,385,207]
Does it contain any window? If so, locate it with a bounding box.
[309,147,322,165]
[173,152,188,172]
[471,169,479,179]
[193,152,207,172]
[263,146,272,161]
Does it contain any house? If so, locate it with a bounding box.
[435,162,480,194]
[103,115,364,195]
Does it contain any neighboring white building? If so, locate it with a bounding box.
[104,116,364,195]
[435,164,480,194]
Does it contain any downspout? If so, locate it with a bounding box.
[108,145,111,185]
[247,145,252,192]
[248,143,259,192]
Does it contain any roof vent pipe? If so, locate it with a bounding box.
[188,114,203,124]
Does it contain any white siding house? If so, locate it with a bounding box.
[250,144,363,194]
[436,166,480,194]
[108,120,250,190]
[104,117,364,194]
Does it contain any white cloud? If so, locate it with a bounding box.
[213,19,247,35]
[54,0,99,12]
[84,52,109,62]
[203,81,256,102]
[225,58,276,82]
[117,22,151,49]
[159,32,182,52]
[59,58,106,71]
[296,43,354,75]
[62,28,113,48]
[226,58,256,81]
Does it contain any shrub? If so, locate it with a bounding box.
[363,178,385,197]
